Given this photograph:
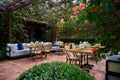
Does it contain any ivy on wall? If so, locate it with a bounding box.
[0,13,8,48]
[0,13,29,48]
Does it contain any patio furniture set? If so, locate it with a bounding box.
[5,40,120,80]
[6,41,64,59]
[6,41,106,69]
[63,42,105,70]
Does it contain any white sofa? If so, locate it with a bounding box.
[6,43,30,58]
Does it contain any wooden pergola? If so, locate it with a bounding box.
[0,0,33,12]
[0,0,34,43]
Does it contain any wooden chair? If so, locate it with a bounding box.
[31,44,43,60]
[71,43,77,49]
[44,44,52,56]
[65,51,82,66]
[64,43,71,50]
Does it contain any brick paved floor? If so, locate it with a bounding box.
[0,54,106,80]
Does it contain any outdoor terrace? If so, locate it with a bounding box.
[0,54,106,80]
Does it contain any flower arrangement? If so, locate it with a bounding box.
[79,41,91,49]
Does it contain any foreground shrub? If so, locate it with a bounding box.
[16,62,95,80]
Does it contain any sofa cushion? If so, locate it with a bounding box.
[10,49,30,57]
[52,46,60,51]
[7,43,17,52]
[52,41,56,45]
[15,49,29,53]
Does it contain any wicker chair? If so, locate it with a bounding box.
[44,44,52,56]
[65,51,82,66]
[31,44,43,60]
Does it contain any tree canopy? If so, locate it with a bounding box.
[0,0,120,49]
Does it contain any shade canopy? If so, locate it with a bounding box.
[0,0,33,12]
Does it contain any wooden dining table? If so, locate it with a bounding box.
[66,46,105,68]
[66,48,94,68]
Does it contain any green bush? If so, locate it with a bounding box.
[16,62,95,80]
[59,38,98,44]
[0,47,6,60]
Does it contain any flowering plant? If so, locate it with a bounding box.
[57,0,120,40]
[59,0,119,26]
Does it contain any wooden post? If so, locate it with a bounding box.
[53,25,56,41]
[8,17,12,43]
[51,24,56,42]
[50,26,53,42]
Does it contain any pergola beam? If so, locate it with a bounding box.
[0,0,34,43]
[0,0,34,12]
[9,0,33,12]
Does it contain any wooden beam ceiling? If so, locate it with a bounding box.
[0,0,33,12]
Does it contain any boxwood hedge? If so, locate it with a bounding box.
[16,62,95,80]
[59,38,98,44]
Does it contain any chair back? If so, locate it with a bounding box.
[44,44,52,52]
[32,44,43,55]
[71,43,77,49]
[37,44,43,51]
[64,43,71,50]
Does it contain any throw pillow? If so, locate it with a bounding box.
[52,41,56,46]
[17,43,24,50]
